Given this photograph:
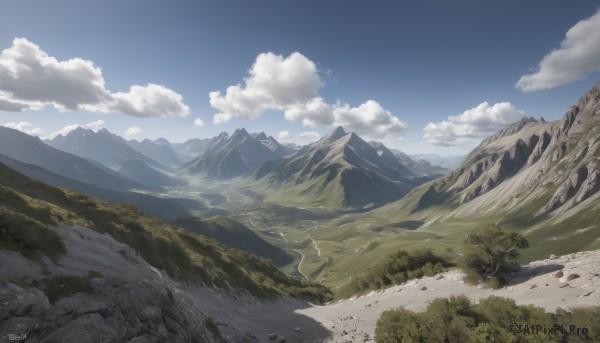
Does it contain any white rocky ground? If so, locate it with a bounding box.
[296,250,600,342]
[1,225,599,342]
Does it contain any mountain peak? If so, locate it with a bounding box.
[332,126,346,136]
[255,132,268,141]
[231,128,251,141]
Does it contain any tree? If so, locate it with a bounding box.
[460,224,529,288]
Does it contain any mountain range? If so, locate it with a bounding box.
[181,128,289,178]
[46,127,165,170]
[251,126,436,208]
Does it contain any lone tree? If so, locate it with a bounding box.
[460,224,529,288]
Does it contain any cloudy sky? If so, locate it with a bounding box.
[1,1,600,154]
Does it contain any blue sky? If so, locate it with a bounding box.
[1,1,600,154]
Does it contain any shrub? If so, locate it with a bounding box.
[460,224,528,288]
[375,295,579,343]
[338,249,452,298]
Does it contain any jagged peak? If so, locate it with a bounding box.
[255,132,268,140]
[331,126,346,137]
[231,128,252,142]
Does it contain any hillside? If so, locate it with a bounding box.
[174,216,293,267]
[0,154,193,220]
[250,127,433,209]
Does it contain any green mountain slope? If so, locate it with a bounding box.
[0,161,331,302]
[174,216,293,267]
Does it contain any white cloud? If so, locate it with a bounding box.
[4,121,45,136]
[516,10,600,92]
[49,119,107,139]
[124,126,144,140]
[210,52,321,122]
[50,124,81,139]
[423,101,525,147]
[299,130,321,141]
[210,52,409,139]
[193,118,205,127]
[0,38,189,117]
[277,130,291,140]
[85,120,106,132]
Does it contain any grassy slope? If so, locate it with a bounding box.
[0,161,332,303]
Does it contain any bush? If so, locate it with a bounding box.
[460,224,528,288]
[338,249,452,298]
[375,295,585,343]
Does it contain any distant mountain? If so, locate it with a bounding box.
[0,126,145,191]
[181,128,283,178]
[125,138,181,167]
[374,144,450,176]
[251,127,433,208]
[407,153,465,169]
[254,132,294,157]
[0,154,192,220]
[367,141,446,177]
[174,216,293,267]
[170,133,230,162]
[46,127,163,170]
[283,142,303,151]
[119,159,188,188]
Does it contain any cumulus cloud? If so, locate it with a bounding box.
[210,52,321,122]
[124,126,144,140]
[49,119,107,139]
[0,38,189,116]
[277,130,291,140]
[193,118,204,127]
[210,52,409,139]
[299,130,321,141]
[4,121,45,136]
[516,10,600,92]
[423,101,525,147]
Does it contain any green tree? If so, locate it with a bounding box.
[461,224,528,288]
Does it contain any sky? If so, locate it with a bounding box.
[1,0,600,155]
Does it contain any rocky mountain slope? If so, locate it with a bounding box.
[411,82,600,217]
[250,127,433,209]
[181,128,283,178]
